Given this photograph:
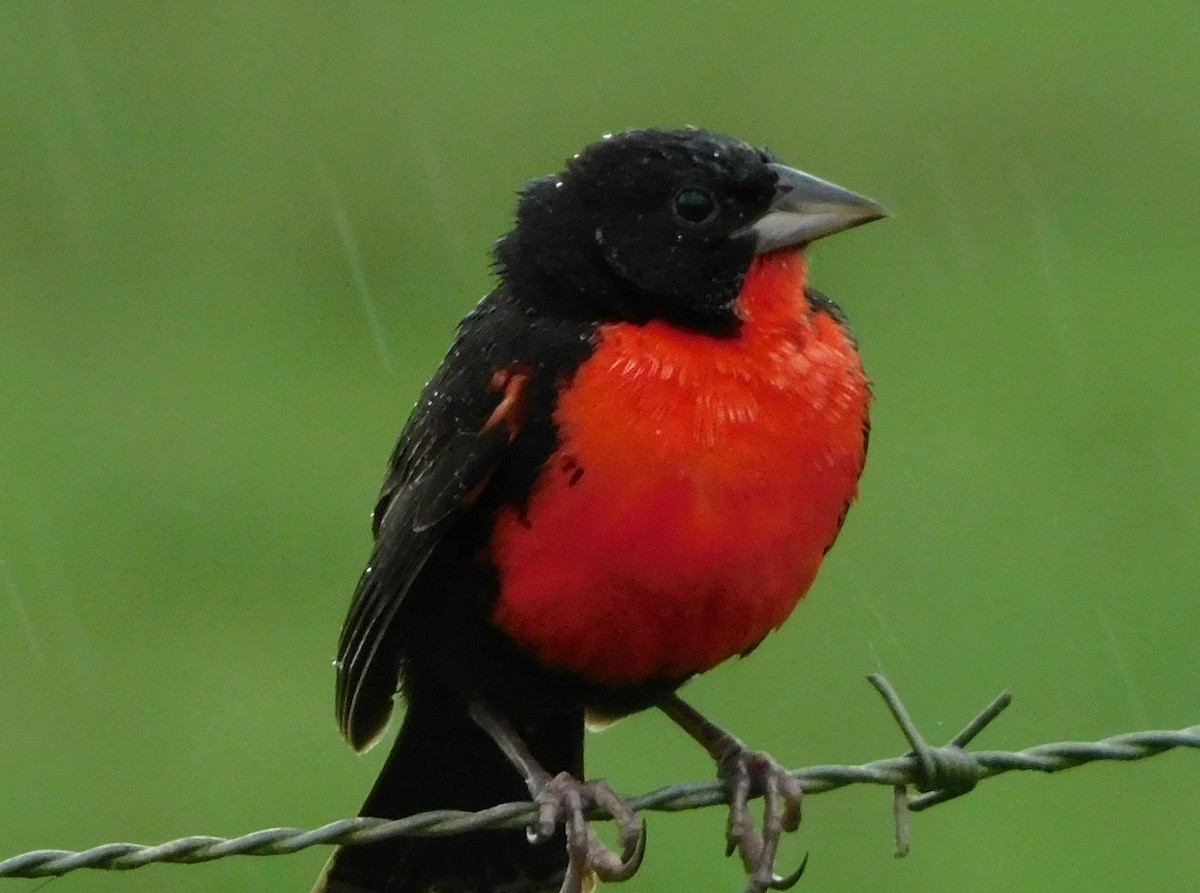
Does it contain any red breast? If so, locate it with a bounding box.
[489,250,871,686]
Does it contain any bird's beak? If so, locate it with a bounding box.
[743,163,889,254]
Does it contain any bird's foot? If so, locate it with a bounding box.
[718,747,807,893]
[530,772,646,893]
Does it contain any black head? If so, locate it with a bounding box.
[494,127,885,331]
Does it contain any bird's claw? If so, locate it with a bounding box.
[531,771,646,893]
[719,748,807,893]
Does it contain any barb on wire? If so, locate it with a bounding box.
[2,676,1197,880]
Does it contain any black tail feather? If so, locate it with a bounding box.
[315,675,582,893]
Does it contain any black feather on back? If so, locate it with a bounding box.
[334,289,594,751]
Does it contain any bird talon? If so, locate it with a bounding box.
[616,818,648,868]
[719,748,805,890]
[768,853,809,890]
[588,818,646,881]
[530,811,557,845]
[532,772,644,893]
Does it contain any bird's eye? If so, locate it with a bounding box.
[673,188,717,225]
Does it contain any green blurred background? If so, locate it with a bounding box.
[2,3,1198,892]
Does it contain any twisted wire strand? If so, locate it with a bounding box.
[3,679,1196,880]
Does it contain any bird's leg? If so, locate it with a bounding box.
[659,694,806,893]
[468,700,646,893]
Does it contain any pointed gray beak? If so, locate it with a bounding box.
[743,163,888,254]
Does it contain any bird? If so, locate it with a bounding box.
[312,126,886,893]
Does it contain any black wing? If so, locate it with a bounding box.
[335,310,523,752]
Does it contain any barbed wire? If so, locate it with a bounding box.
[2,675,1196,880]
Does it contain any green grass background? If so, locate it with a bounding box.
[2,3,1198,892]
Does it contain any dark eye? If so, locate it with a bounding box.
[673,188,717,224]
